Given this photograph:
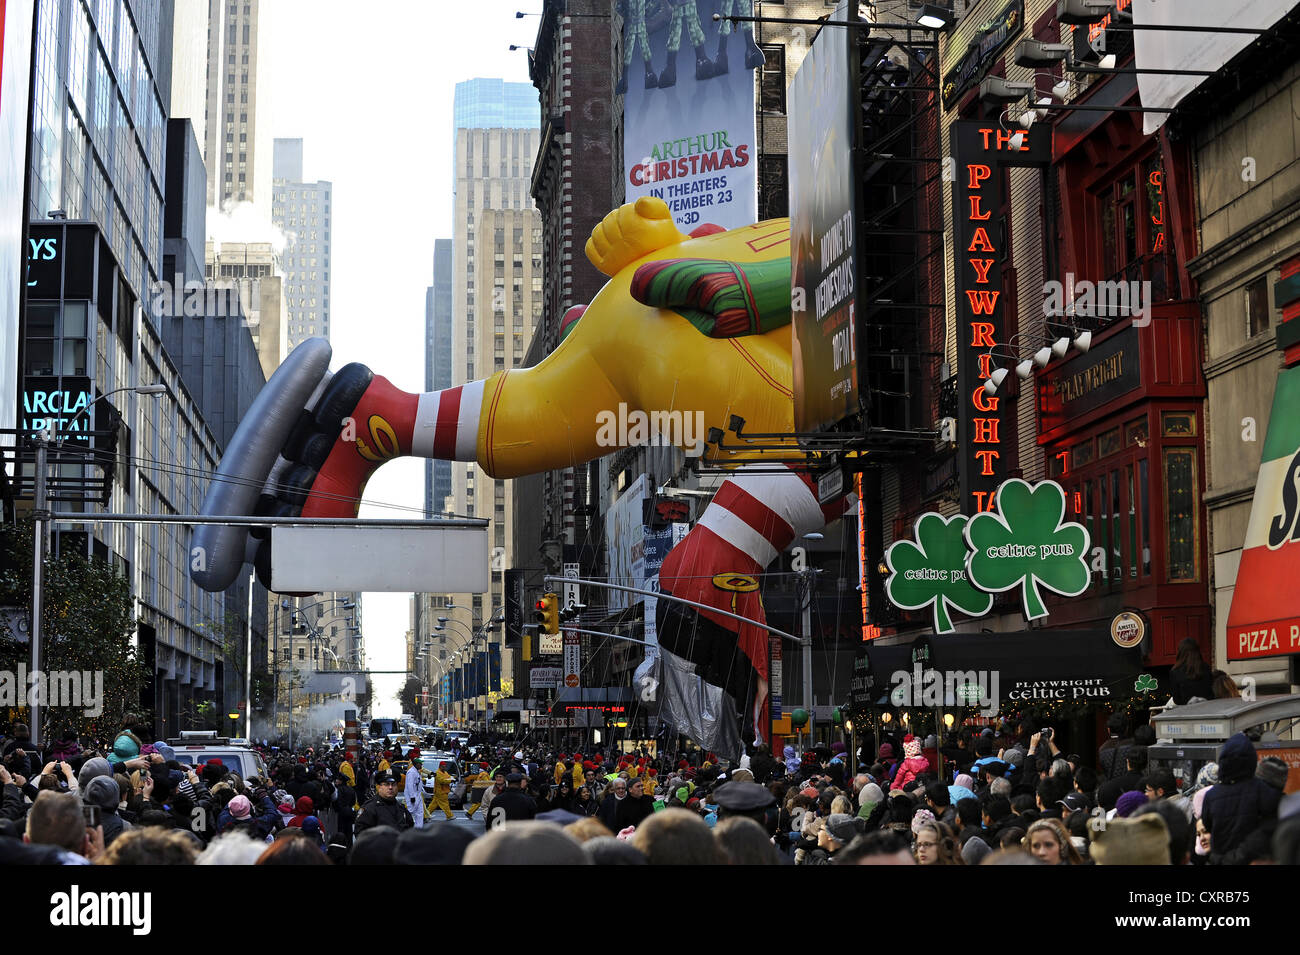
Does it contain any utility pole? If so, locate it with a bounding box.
[29,432,49,746]
[801,568,815,751]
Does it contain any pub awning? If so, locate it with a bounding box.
[866,630,1143,707]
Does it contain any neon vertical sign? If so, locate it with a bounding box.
[950,120,1050,514]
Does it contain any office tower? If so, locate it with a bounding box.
[426,239,454,519]
[203,0,272,207]
[271,138,333,349]
[204,239,284,379]
[430,79,540,725]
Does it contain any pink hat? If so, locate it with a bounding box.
[228,795,252,820]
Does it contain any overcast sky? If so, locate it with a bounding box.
[263,0,539,714]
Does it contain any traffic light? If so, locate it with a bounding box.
[559,603,581,625]
[534,593,559,634]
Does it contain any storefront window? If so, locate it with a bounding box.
[1163,411,1195,437]
[1127,464,1137,579]
[1139,458,1151,576]
[1126,417,1149,447]
[1099,427,1121,458]
[1165,448,1198,582]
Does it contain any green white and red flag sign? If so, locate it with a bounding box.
[1228,366,1300,660]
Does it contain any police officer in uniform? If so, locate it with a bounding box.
[354,770,414,834]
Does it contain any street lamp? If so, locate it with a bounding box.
[28,383,167,744]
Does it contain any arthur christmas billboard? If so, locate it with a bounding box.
[619,0,760,231]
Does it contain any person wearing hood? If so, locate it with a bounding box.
[84,775,132,847]
[288,795,317,828]
[856,782,886,828]
[783,745,800,776]
[891,736,930,791]
[1201,732,1281,864]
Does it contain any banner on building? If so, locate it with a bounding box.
[1227,365,1300,660]
[633,521,689,697]
[0,0,35,437]
[1132,0,1294,135]
[620,0,759,231]
[504,569,524,649]
[788,2,861,432]
[530,666,562,689]
[604,472,647,611]
[563,632,581,689]
[489,643,501,693]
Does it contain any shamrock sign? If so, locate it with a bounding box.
[1135,674,1158,694]
[886,513,993,633]
[965,479,1091,621]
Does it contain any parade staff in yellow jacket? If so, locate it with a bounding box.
[464,762,490,819]
[430,761,455,820]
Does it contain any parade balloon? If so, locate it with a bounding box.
[195,197,857,760]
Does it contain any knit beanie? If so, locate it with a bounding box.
[228,794,252,820]
[1115,790,1149,818]
[903,735,921,759]
[1257,756,1288,791]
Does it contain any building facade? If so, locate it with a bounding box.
[203,0,272,207]
[18,0,267,737]
[271,137,333,349]
[425,238,454,520]
[432,79,541,727]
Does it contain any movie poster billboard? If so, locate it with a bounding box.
[620,0,760,231]
[1,0,35,437]
[788,2,860,432]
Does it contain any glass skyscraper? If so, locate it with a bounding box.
[453,78,539,131]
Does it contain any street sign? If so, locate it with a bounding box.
[563,631,581,689]
[539,632,563,655]
[562,562,580,610]
[533,716,575,729]
[530,667,561,689]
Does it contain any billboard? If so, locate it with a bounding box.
[788,2,861,432]
[1,0,35,437]
[620,0,759,231]
[604,472,647,611]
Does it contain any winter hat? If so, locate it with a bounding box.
[831,742,846,755]
[954,773,975,791]
[878,743,895,759]
[860,782,885,805]
[77,756,113,791]
[923,735,937,749]
[302,816,322,837]
[1195,762,1220,788]
[800,786,819,799]
[228,795,252,820]
[1003,748,1026,767]
[910,808,935,833]
[729,769,755,785]
[1115,790,1149,818]
[903,736,921,759]
[826,813,861,844]
[962,836,992,865]
[1091,813,1170,865]
[1257,756,1288,791]
[84,774,120,811]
